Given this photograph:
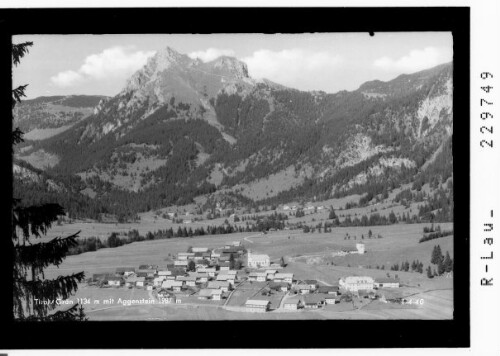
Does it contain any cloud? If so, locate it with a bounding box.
[242,49,342,90]
[50,46,155,88]
[188,48,236,62]
[374,47,453,72]
[50,70,84,88]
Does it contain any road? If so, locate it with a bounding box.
[242,233,261,244]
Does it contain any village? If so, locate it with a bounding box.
[87,240,404,314]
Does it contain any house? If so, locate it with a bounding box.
[211,289,223,300]
[232,241,242,247]
[176,276,197,287]
[115,267,136,277]
[355,243,365,254]
[91,273,110,283]
[303,280,318,290]
[177,252,195,261]
[374,278,400,288]
[249,272,267,282]
[269,281,289,292]
[207,281,230,292]
[216,274,235,284]
[211,252,221,259]
[318,286,340,295]
[197,288,215,300]
[162,280,183,291]
[197,266,216,276]
[324,296,340,305]
[339,276,375,292]
[125,276,146,287]
[136,278,146,287]
[154,276,166,286]
[340,246,359,255]
[189,272,209,283]
[218,262,230,271]
[222,247,240,255]
[193,252,204,261]
[106,276,123,287]
[283,298,302,310]
[283,205,291,211]
[272,273,293,283]
[202,252,212,259]
[174,260,188,267]
[303,294,325,309]
[158,270,172,277]
[245,299,271,312]
[295,284,312,294]
[265,270,277,280]
[192,247,209,253]
[247,251,270,268]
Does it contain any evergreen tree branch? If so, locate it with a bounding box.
[12,84,28,108]
[14,231,81,275]
[13,203,66,241]
[12,42,33,66]
[14,272,85,317]
[21,303,87,321]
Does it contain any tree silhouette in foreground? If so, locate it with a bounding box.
[12,41,86,321]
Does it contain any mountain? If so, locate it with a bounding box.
[14,46,453,221]
[13,95,108,141]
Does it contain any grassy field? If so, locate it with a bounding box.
[44,221,453,320]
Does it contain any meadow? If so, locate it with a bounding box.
[44,221,454,320]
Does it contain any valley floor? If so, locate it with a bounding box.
[45,223,454,320]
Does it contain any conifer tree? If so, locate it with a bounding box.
[12,41,86,320]
[443,251,453,273]
[426,266,433,278]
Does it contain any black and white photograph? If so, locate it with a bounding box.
[11,31,455,321]
[1,4,486,352]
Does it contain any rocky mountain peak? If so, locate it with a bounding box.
[210,56,249,79]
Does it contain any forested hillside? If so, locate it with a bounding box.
[14,47,453,222]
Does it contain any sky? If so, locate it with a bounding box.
[12,33,453,99]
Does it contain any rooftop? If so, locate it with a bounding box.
[245,299,270,306]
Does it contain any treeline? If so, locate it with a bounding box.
[390,259,424,273]
[66,216,291,256]
[419,224,454,243]
[426,245,453,278]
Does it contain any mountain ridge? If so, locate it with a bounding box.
[14,47,453,222]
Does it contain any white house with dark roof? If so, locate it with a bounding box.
[245,299,271,312]
[249,272,267,282]
[154,276,166,286]
[374,278,400,288]
[283,297,302,310]
[192,247,209,253]
[247,251,270,268]
[174,260,188,267]
[162,280,183,291]
[273,273,294,283]
[339,276,375,292]
[207,281,230,292]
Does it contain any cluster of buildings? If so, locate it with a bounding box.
[244,275,401,313]
[339,276,400,292]
[90,242,248,300]
[331,243,366,257]
[282,204,325,211]
[89,239,401,313]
